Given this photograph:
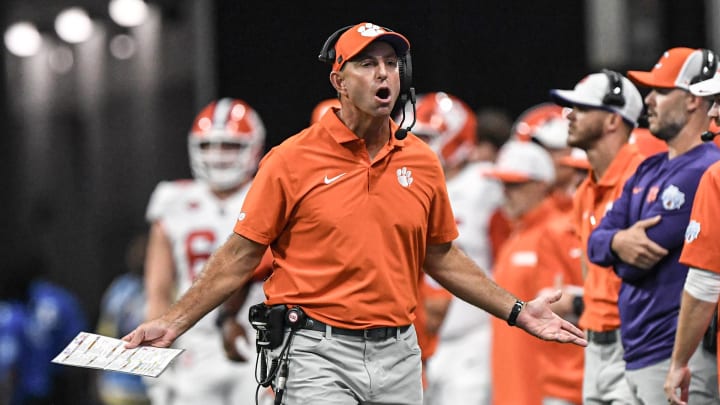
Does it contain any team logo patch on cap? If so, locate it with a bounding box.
[357,23,386,37]
[661,184,685,210]
[685,220,701,243]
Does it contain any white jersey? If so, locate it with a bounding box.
[145,179,270,405]
[439,161,503,340]
[146,179,254,333]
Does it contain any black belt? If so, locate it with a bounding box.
[587,329,618,345]
[301,317,410,341]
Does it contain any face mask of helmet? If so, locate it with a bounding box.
[187,98,266,191]
[189,137,258,190]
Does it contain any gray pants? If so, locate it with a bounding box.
[625,346,719,405]
[583,331,634,405]
[268,324,423,405]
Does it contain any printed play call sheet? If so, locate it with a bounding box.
[52,332,183,377]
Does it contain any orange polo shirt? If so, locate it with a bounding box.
[574,143,645,331]
[535,212,584,404]
[233,109,458,329]
[679,161,720,388]
[491,197,560,405]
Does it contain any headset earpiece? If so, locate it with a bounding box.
[690,48,718,85]
[602,69,625,107]
[700,48,718,82]
[398,52,412,96]
[317,25,353,64]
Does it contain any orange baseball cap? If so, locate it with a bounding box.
[332,22,410,72]
[627,47,708,90]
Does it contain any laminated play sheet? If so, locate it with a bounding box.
[52,331,183,377]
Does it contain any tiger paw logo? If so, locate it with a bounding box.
[397,167,413,188]
[661,184,685,210]
[685,220,700,243]
[357,23,386,37]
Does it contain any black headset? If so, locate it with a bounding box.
[317,24,416,140]
[693,48,718,84]
[318,25,413,96]
[602,69,625,107]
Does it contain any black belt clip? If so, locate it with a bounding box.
[587,329,618,345]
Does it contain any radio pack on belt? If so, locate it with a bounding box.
[248,303,307,350]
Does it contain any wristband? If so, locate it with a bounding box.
[506,299,525,327]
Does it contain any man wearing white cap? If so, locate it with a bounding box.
[666,69,720,404]
[488,141,584,405]
[550,69,646,404]
[587,47,720,404]
[121,22,586,405]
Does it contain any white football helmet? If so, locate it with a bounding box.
[188,98,266,190]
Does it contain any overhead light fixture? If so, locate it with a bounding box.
[4,22,42,57]
[109,0,149,27]
[55,7,94,44]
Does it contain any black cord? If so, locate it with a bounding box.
[254,330,297,404]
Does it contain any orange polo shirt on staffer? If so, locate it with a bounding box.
[574,143,645,332]
[679,161,720,388]
[491,197,560,405]
[535,212,584,404]
[233,108,459,329]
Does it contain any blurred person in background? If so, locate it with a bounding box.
[665,64,720,405]
[487,140,561,405]
[142,97,270,405]
[0,234,88,405]
[534,150,589,405]
[94,232,150,405]
[588,47,720,404]
[0,292,25,404]
[489,110,588,405]
[487,104,574,259]
[470,107,513,164]
[401,92,503,405]
[530,114,588,405]
[550,69,646,405]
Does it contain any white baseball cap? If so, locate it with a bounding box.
[690,71,720,97]
[485,140,555,184]
[627,47,715,91]
[550,72,644,127]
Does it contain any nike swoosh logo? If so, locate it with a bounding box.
[324,173,346,184]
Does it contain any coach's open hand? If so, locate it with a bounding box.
[517,290,588,346]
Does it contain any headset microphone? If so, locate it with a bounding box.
[394,87,416,140]
[701,131,720,142]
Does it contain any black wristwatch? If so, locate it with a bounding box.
[572,295,585,318]
[506,299,525,327]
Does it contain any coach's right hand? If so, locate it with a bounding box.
[123,317,181,349]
